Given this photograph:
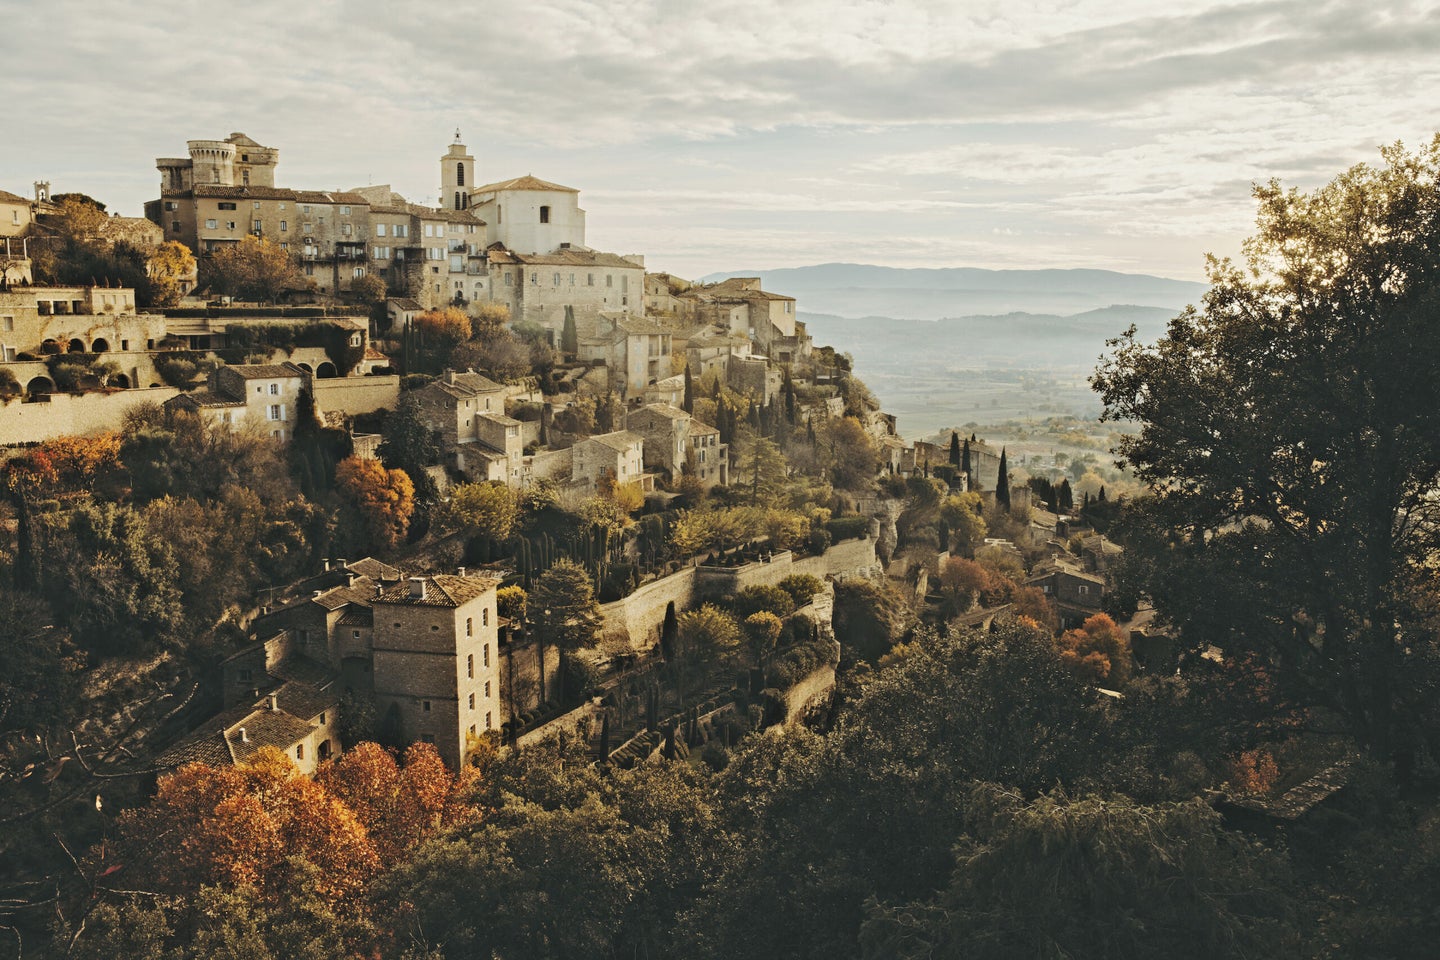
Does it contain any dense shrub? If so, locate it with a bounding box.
[777,574,825,608]
[766,634,841,689]
[732,584,796,620]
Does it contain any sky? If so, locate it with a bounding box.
[5,0,1440,281]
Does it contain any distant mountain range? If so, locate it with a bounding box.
[699,262,1207,321]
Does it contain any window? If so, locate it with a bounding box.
[466,617,472,637]
[253,201,261,209]
[467,654,473,678]
[456,163,465,186]
[2,316,11,331]
[342,222,352,235]
[484,681,491,698]
[483,644,490,667]
[374,246,389,259]
[606,274,613,288]
[353,266,365,278]
[303,205,311,214]
[320,712,327,724]
[587,273,594,286]
[505,272,512,286]
[296,743,304,760]
[268,404,284,421]
[269,383,279,395]
[253,220,262,232]
[237,668,253,682]
[530,272,537,285]
[227,221,236,230]
[569,273,575,286]
[171,220,180,232]
[422,700,432,712]
[279,203,286,210]
[350,333,362,346]
[164,201,177,211]
[352,630,360,639]
[341,205,351,215]
[205,218,218,229]
[303,222,313,234]
[394,223,408,237]
[468,692,475,710]
[121,339,128,350]
[218,202,237,210]
[539,205,550,223]
[376,223,388,237]
[485,712,492,730]
[482,609,488,627]
[280,220,288,231]
[497,205,502,224]
[552,273,560,286]
[469,724,476,737]
[242,171,250,186]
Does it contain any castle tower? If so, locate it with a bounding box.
[441,131,475,211]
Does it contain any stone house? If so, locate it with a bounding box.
[0,188,34,238]
[163,626,342,775]
[166,362,306,441]
[1026,558,1106,626]
[147,132,377,298]
[235,559,506,769]
[572,430,649,491]
[675,276,810,362]
[410,370,525,485]
[626,403,728,488]
[483,243,645,340]
[578,313,672,398]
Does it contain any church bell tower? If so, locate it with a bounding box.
[441,130,475,211]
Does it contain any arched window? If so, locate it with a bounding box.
[455,191,462,211]
[456,163,465,186]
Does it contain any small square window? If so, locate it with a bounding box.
[422,700,431,712]
[296,744,304,760]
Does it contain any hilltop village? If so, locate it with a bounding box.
[11,130,1423,960]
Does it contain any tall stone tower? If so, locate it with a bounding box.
[441,131,475,211]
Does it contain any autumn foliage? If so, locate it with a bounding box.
[416,306,473,345]
[112,743,478,919]
[1226,748,1280,795]
[1056,613,1132,686]
[335,455,416,549]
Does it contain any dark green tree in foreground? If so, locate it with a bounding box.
[995,446,1010,512]
[529,557,602,705]
[1093,137,1440,764]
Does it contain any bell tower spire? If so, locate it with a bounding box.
[441,132,475,211]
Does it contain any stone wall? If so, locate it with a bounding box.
[0,386,182,445]
[777,664,835,726]
[312,374,400,416]
[515,699,597,749]
[500,637,560,719]
[598,566,698,653]
[525,446,573,482]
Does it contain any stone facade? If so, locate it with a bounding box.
[572,430,647,491]
[578,314,671,398]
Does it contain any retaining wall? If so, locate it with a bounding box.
[312,374,400,416]
[0,386,181,445]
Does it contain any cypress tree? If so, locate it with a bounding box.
[1059,478,1074,512]
[949,430,960,467]
[997,447,1011,512]
[561,305,578,356]
[683,363,694,413]
[1099,485,1107,502]
[961,437,972,487]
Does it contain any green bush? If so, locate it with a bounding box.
[766,634,841,689]
[826,516,870,542]
[778,574,825,608]
[732,584,796,620]
[155,357,199,388]
[808,528,832,554]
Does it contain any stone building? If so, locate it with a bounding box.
[572,430,649,491]
[230,559,507,769]
[675,276,809,361]
[166,362,307,441]
[625,403,728,488]
[147,132,375,297]
[0,188,34,238]
[578,313,672,398]
[483,244,645,339]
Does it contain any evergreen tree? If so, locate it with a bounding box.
[683,364,694,414]
[1059,478,1074,512]
[961,437,972,488]
[996,447,1011,512]
[561,305,578,356]
[949,430,961,467]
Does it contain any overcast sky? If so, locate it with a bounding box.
[5,0,1439,280]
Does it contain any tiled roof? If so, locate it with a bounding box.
[168,389,244,409]
[388,297,423,311]
[336,606,374,627]
[484,245,640,269]
[310,577,382,611]
[583,430,643,453]
[226,363,304,380]
[268,655,337,690]
[477,411,521,426]
[225,709,317,760]
[375,574,501,608]
[0,189,30,205]
[471,174,579,194]
[271,678,340,722]
[689,420,720,436]
[346,557,402,582]
[632,403,690,421]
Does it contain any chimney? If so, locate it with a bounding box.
[346,572,359,587]
[313,590,324,598]
[336,558,348,569]
[267,693,278,711]
[322,558,331,572]
[446,369,458,384]
[409,577,428,601]
[238,727,248,743]
[457,566,466,577]
[375,583,384,599]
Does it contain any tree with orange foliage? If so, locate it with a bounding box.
[335,455,415,549]
[416,306,472,347]
[42,431,123,493]
[316,741,479,862]
[114,747,380,907]
[1226,748,1280,795]
[1056,612,1132,687]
